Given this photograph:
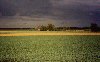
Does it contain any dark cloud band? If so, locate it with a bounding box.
[0,0,100,27]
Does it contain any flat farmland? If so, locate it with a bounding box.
[0,31,100,36]
[0,34,100,62]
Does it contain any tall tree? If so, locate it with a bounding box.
[90,23,98,32]
[40,25,47,31]
[47,24,55,31]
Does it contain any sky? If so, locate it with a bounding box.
[0,0,100,28]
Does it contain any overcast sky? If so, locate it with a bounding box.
[0,0,100,28]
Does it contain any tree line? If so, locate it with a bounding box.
[0,23,100,32]
[36,23,100,32]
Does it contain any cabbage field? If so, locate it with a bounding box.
[0,35,100,62]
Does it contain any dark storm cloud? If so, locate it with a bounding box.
[0,0,52,16]
[91,10,100,21]
[0,0,99,18]
[0,0,100,27]
[0,0,16,16]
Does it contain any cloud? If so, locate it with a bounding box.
[0,0,100,27]
[0,0,99,17]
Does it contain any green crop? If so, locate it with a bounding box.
[0,36,100,62]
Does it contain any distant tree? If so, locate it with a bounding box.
[55,27,67,31]
[90,23,99,32]
[40,25,47,31]
[47,24,55,31]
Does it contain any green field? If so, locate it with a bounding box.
[0,36,100,62]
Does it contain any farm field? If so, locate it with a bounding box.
[0,31,100,36]
[0,35,100,62]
